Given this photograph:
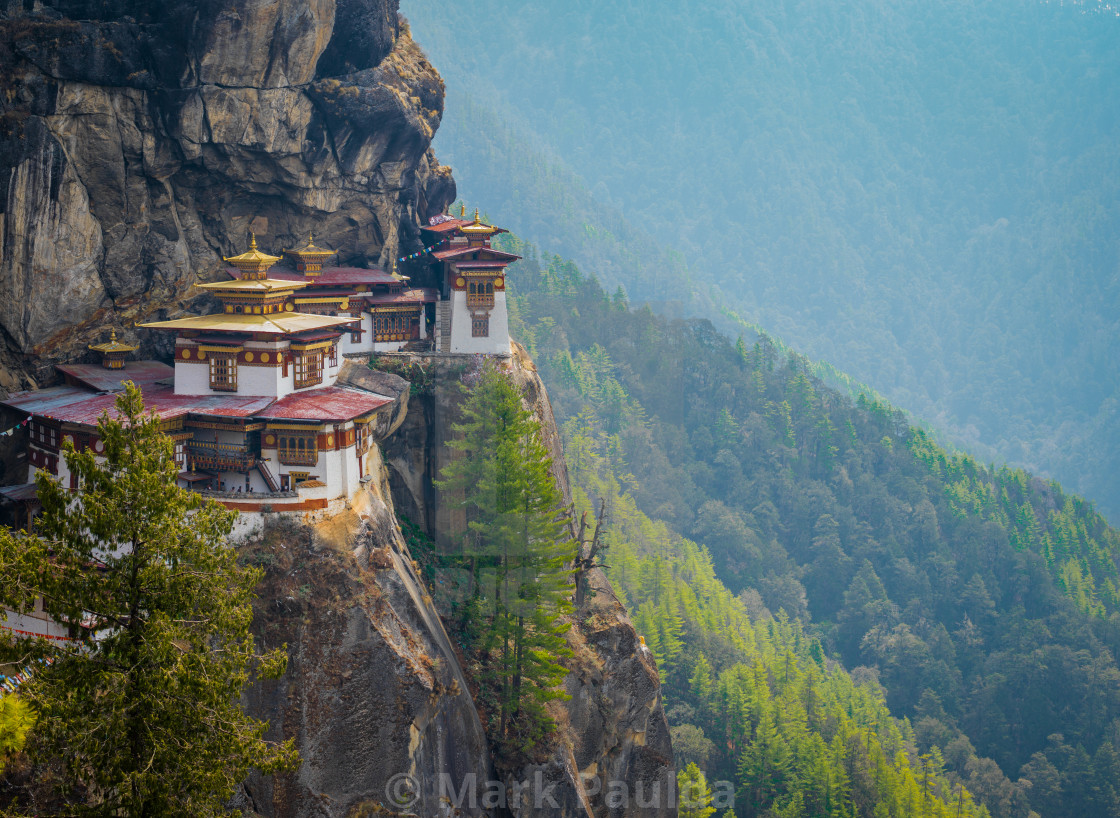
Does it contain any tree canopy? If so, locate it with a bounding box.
[436,362,577,760]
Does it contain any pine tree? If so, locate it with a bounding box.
[678,762,717,818]
[438,362,576,750]
[0,382,296,815]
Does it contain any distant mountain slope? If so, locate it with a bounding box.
[504,239,1120,818]
[402,0,1120,522]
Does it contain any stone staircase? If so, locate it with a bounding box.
[435,301,452,353]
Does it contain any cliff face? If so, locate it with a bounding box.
[383,349,675,818]
[0,0,453,387]
[237,448,493,818]
[240,355,673,817]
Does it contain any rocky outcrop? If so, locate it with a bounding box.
[239,355,673,817]
[237,447,492,818]
[381,350,675,818]
[0,0,454,387]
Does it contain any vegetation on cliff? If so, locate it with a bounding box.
[435,363,578,760]
[502,237,1120,817]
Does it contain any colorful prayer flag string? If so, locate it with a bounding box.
[0,415,31,437]
[396,237,450,264]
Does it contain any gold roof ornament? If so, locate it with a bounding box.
[89,330,138,370]
[89,329,138,355]
[283,231,336,275]
[223,233,282,278]
[460,208,499,237]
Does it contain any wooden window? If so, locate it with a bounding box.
[278,435,317,465]
[472,315,489,337]
[294,351,323,388]
[209,354,237,392]
[31,421,58,449]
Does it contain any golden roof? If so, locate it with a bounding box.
[138,312,357,336]
[460,208,499,236]
[223,234,282,275]
[195,278,308,295]
[89,329,138,354]
[284,233,336,261]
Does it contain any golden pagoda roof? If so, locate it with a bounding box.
[195,278,308,294]
[284,233,336,261]
[138,312,357,336]
[223,234,282,274]
[89,330,138,354]
[460,208,500,236]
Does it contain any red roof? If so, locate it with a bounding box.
[255,387,392,422]
[432,246,520,262]
[57,361,174,393]
[2,384,275,427]
[420,218,509,237]
[290,330,344,343]
[363,288,438,305]
[420,218,471,234]
[188,335,244,346]
[452,261,513,270]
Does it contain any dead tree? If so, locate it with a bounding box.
[572,498,609,609]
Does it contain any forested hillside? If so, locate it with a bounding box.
[402,0,1120,522]
[502,237,1120,818]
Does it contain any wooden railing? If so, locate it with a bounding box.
[186,441,256,472]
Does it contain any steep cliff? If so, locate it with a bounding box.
[236,447,494,818]
[0,0,453,387]
[382,349,675,818]
[238,355,673,817]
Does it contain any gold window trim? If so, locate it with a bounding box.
[266,422,323,432]
[289,340,335,352]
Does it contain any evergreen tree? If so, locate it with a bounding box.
[678,762,717,818]
[0,382,296,815]
[438,362,576,751]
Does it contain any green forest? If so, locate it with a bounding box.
[401,0,1120,524]
[497,236,1120,817]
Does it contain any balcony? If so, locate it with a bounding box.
[186,441,257,473]
[278,446,318,466]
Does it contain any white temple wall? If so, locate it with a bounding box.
[238,364,292,399]
[449,290,511,355]
[174,360,211,395]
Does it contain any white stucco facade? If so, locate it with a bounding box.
[448,290,511,355]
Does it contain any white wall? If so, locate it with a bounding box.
[448,290,511,355]
[174,360,211,395]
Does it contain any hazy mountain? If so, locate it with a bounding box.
[401,0,1120,521]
